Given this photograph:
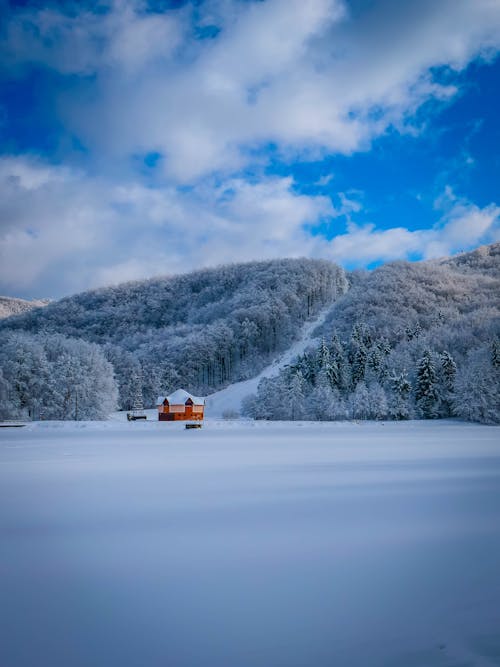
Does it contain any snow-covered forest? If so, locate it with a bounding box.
[0,246,498,422]
[0,259,347,416]
[244,245,500,424]
[0,333,117,421]
[0,296,49,320]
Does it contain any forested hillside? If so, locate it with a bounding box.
[0,296,49,320]
[244,245,500,424]
[0,259,347,415]
[438,241,500,277]
[1,248,498,423]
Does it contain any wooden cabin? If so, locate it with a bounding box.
[156,389,205,421]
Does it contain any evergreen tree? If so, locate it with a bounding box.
[439,350,457,417]
[351,345,367,388]
[415,350,438,418]
[329,332,349,392]
[316,338,336,389]
[130,366,144,413]
[365,346,383,384]
[317,338,331,370]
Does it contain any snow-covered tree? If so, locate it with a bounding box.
[329,332,349,392]
[350,382,371,420]
[310,383,335,421]
[438,351,457,417]
[415,350,439,419]
[387,370,412,420]
[453,346,499,424]
[369,383,388,420]
[0,332,118,421]
[286,370,306,421]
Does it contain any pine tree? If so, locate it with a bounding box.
[351,345,367,388]
[439,350,457,417]
[317,338,331,370]
[316,338,335,389]
[329,332,349,392]
[365,346,382,383]
[131,366,144,414]
[440,351,457,390]
[415,350,438,418]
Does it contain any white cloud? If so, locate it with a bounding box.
[2,0,500,181]
[324,194,500,265]
[0,157,331,295]
[0,157,497,297]
[1,2,500,296]
[1,1,184,75]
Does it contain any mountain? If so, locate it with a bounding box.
[0,296,49,319]
[315,250,499,348]
[0,258,348,410]
[1,247,498,423]
[243,245,499,424]
[437,242,500,277]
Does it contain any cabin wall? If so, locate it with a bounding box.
[157,404,204,421]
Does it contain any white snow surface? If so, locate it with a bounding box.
[205,306,330,417]
[1,419,500,667]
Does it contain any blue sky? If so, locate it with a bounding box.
[0,0,499,298]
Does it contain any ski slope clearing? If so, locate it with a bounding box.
[1,419,499,667]
[206,306,332,417]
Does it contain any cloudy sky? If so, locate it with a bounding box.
[1,0,500,298]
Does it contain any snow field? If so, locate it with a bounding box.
[1,419,500,667]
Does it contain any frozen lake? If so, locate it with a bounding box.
[1,419,500,667]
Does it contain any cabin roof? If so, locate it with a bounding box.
[156,388,205,406]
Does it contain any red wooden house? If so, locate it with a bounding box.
[156,389,205,421]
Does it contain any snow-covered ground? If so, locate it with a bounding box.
[206,306,331,417]
[1,419,500,667]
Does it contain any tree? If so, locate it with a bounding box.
[130,366,144,413]
[351,345,367,388]
[453,346,499,424]
[438,351,457,417]
[286,370,306,421]
[310,384,335,420]
[0,332,118,421]
[350,382,371,420]
[329,332,349,392]
[387,370,412,420]
[0,368,12,420]
[415,350,438,418]
[369,383,388,420]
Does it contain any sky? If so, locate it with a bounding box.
[0,0,500,299]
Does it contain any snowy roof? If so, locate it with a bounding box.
[156,389,205,406]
